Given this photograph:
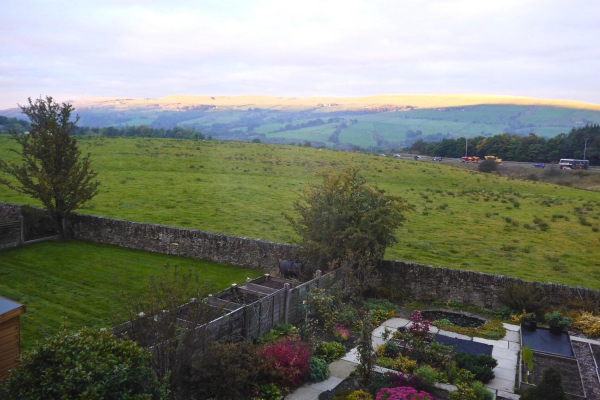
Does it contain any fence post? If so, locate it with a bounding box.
[19,215,24,245]
[316,270,322,289]
[283,283,291,324]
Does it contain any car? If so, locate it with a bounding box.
[393,154,401,159]
[379,153,386,157]
[432,157,443,161]
[533,163,546,168]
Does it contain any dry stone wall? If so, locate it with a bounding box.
[66,213,301,270]
[3,202,600,308]
[378,259,600,309]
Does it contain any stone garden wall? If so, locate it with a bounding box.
[3,202,600,308]
[378,259,600,309]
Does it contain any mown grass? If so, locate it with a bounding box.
[0,240,263,349]
[1,136,599,289]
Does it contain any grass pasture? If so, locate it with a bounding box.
[1,136,600,289]
[0,240,263,349]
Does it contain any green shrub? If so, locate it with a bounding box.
[500,282,548,316]
[413,365,439,391]
[522,367,567,400]
[260,323,299,343]
[0,328,167,400]
[308,357,330,382]
[494,306,517,320]
[470,380,493,400]
[346,390,374,400]
[183,339,261,399]
[454,353,497,383]
[377,357,395,368]
[315,341,347,362]
[544,311,572,330]
[254,383,282,400]
[478,159,497,173]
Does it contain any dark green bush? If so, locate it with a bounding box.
[0,328,167,400]
[478,159,497,173]
[308,357,330,382]
[522,367,567,400]
[182,340,261,399]
[454,352,497,383]
[500,282,548,317]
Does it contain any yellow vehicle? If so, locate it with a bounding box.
[484,155,503,164]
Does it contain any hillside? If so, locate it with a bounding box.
[1,136,599,289]
[3,95,600,150]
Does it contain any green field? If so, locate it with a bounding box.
[0,240,263,349]
[1,136,600,289]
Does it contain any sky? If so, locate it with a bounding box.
[1,0,599,109]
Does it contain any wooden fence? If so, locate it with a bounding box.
[0,220,22,251]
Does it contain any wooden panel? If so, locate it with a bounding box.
[0,347,19,363]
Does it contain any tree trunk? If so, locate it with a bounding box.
[53,212,65,238]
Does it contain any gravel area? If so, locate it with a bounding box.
[572,341,600,400]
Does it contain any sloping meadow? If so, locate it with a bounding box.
[1,136,599,288]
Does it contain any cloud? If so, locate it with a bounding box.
[1,0,599,108]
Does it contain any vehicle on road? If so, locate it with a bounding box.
[432,157,443,161]
[533,163,546,168]
[393,154,401,159]
[484,155,503,164]
[461,156,479,163]
[379,153,386,157]
[559,159,589,170]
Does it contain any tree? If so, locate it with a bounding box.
[357,314,376,386]
[285,167,411,278]
[478,159,497,173]
[0,327,168,399]
[0,96,100,236]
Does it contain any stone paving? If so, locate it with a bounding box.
[286,317,522,399]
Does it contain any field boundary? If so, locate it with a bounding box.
[2,202,600,308]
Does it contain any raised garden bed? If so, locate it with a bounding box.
[250,275,296,290]
[521,351,585,399]
[522,327,574,357]
[218,290,263,305]
[421,310,485,328]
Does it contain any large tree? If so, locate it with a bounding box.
[0,96,100,236]
[286,166,411,280]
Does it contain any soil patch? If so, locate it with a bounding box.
[523,352,584,397]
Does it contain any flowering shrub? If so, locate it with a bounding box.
[393,354,417,373]
[385,372,425,391]
[333,324,350,341]
[405,310,431,339]
[376,386,433,400]
[258,338,311,388]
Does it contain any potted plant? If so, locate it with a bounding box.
[544,311,572,334]
[522,312,537,331]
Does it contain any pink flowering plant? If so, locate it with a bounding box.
[376,386,434,400]
[405,311,431,339]
[333,324,350,341]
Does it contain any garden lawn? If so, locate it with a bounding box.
[0,240,263,350]
[1,137,600,288]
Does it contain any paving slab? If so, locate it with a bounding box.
[285,386,322,400]
[329,360,357,379]
[306,376,344,391]
[492,347,519,362]
[503,331,521,343]
[372,325,394,339]
[496,391,521,400]
[341,347,359,364]
[503,323,520,332]
[495,357,517,370]
[486,376,515,392]
[474,337,509,348]
[508,341,521,351]
[570,335,600,346]
[493,367,516,381]
[381,317,410,329]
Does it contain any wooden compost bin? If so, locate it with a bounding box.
[0,296,25,379]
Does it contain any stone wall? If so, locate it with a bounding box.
[66,213,301,270]
[378,259,600,309]
[3,202,600,307]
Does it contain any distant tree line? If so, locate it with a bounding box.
[408,125,600,164]
[70,125,208,140]
[0,116,29,133]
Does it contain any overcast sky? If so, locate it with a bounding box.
[1,0,599,109]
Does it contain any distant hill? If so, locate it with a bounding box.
[3,94,600,149]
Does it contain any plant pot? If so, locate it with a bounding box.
[549,325,564,335]
[522,321,537,331]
